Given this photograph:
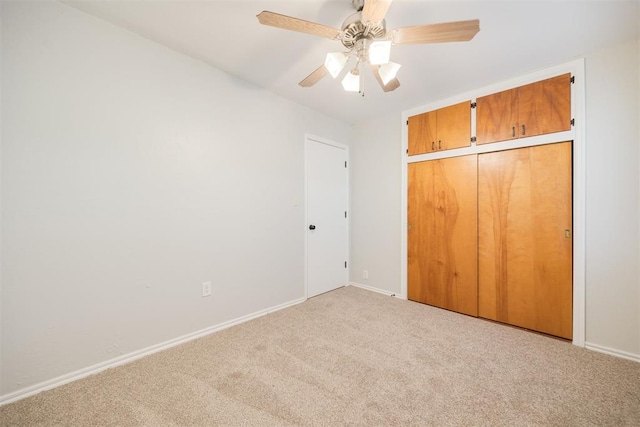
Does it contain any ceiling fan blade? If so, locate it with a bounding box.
[257,11,340,40]
[393,19,480,45]
[370,64,400,92]
[362,0,393,24]
[299,65,329,87]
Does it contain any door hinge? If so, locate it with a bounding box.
[406,120,409,125]
[571,118,575,126]
[345,211,347,218]
[471,102,477,108]
[344,161,347,168]
[471,136,477,143]
[345,261,347,268]
[570,76,575,84]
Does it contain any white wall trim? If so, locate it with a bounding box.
[0,296,306,406]
[304,133,349,150]
[348,281,403,298]
[585,342,640,363]
[400,58,586,347]
[571,59,587,348]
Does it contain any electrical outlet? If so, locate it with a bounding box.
[362,270,369,279]
[202,281,212,297]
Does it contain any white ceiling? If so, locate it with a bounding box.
[62,0,639,124]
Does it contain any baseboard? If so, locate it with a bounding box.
[348,282,400,298]
[0,296,306,406]
[585,342,640,363]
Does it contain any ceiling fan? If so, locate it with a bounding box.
[257,0,480,94]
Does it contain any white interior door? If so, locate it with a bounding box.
[305,135,349,298]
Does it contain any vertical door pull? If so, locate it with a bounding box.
[431,141,435,151]
[522,124,526,136]
[438,140,442,150]
[512,126,516,137]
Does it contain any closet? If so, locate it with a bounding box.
[407,73,573,339]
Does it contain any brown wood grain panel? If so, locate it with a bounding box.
[408,111,437,155]
[518,73,572,138]
[476,88,518,145]
[437,101,471,150]
[408,155,478,316]
[478,142,573,339]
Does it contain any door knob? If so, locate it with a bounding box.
[309,225,316,230]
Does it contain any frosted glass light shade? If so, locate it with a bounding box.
[342,69,360,92]
[368,40,391,65]
[324,52,348,78]
[378,61,401,85]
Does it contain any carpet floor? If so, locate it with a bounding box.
[1,286,639,426]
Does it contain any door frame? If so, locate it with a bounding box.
[400,58,586,347]
[304,134,350,299]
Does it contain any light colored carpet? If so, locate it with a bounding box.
[1,286,639,426]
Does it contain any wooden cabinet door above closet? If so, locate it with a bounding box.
[408,101,471,155]
[476,73,571,145]
[407,110,436,155]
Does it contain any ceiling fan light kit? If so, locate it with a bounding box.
[257,0,479,94]
[378,61,401,85]
[368,40,392,65]
[342,68,361,92]
[325,52,349,78]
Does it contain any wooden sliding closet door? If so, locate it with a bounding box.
[478,142,573,339]
[408,155,478,316]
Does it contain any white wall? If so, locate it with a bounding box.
[349,113,402,294]
[349,39,640,359]
[0,0,351,396]
[584,39,640,357]
[0,0,3,393]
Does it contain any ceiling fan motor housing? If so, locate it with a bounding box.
[341,11,386,49]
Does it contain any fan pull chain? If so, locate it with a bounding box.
[360,61,365,97]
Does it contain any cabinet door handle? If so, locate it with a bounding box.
[512,126,516,137]
[522,124,526,135]
[438,140,442,150]
[432,141,435,151]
